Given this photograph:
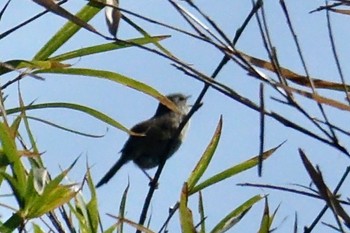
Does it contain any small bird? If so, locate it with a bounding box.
[96,93,190,187]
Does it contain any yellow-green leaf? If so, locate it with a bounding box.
[179,183,196,233]
[211,195,263,233]
[190,143,283,195]
[34,68,179,112]
[49,35,170,61]
[7,102,132,135]
[34,2,104,60]
[188,116,222,192]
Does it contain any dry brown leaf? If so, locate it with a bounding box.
[230,50,350,92]
[276,84,350,111]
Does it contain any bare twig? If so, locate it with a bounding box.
[258,83,265,176]
[0,0,68,40]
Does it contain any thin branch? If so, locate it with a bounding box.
[324,1,350,105]
[0,0,68,40]
[305,166,350,232]
[258,83,265,176]
[0,0,11,22]
[168,1,212,42]
[255,1,343,152]
[183,0,232,45]
[238,183,350,206]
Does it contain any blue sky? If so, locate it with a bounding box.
[1,0,350,232]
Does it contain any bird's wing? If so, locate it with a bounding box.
[119,119,153,154]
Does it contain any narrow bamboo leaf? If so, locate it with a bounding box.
[52,157,78,188]
[26,115,106,138]
[32,0,103,37]
[122,16,175,58]
[210,195,263,233]
[49,35,170,61]
[118,182,130,233]
[0,60,70,75]
[34,2,104,60]
[277,84,350,112]
[106,214,155,233]
[32,223,45,233]
[0,212,23,233]
[0,122,20,164]
[293,213,298,233]
[104,225,118,233]
[0,149,7,185]
[0,172,22,202]
[330,8,350,15]
[86,195,99,232]
[28,185,76,218]
[190,143,283,195]
[299,149,350,227]
[69,194,89,232]
[258,198,271,233]
[25,159,78,218]
[34,68,179,112]
[23,169,40,214]
[10,115,22,134]
[179,183,196,233]
[198,191,206,233]
[19,90,43,168]
[86,167,99,233]
[234,49,350,91]
[188,116,222,191]
[0,122,27,195]
[270,204,280,231]
[6,102,132,135]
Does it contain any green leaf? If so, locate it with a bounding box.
[118,182,130,233]
[7,102,132,135]
[26,115,106,138]
[23,168,39,210]
[123,16,175,58]
[187,116,222,192]
[0,213,23,233]
[86,167,99,233]
[0,149,8,185]
[198,192,206,233]
[18,91,43,168]
[104,225,118,233]
[32,223,45,233]
[69,195,88,232]
[0,122,24,177]
[258,198,271,233]
[33,2,104,60]
[9,115,22,134]
[179,183,196,233]
[0,122,27,207]
[0,60,69,76]
[190,143,283,195]
[34,67,179,112]
[49,35,170,61]
[32,0,103,38]
[24,159,78,218]
[211,195,263,233]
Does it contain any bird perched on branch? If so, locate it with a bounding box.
[96,93,190,187]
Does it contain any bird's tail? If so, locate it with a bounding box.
[96,157,128,188]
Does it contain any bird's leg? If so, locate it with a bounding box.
[140,169,159,189]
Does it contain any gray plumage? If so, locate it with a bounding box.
[96,93,190,187]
